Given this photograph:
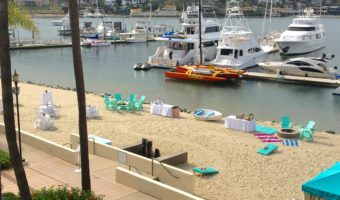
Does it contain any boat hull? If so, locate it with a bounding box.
[165,71,228,82]
[276,38,326,55]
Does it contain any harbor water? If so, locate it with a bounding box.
[10,16,340,132]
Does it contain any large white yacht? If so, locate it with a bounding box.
[210,0,267,70]
[258,55,338,79]
[146,5,221,68]
[275,8,326,55]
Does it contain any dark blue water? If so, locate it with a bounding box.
[10,16,340,132]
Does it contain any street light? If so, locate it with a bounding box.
[12,70,24,162]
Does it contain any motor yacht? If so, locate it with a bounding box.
[210,0,267,70]
[275,8,326,55]
[146,5,221,68]
[258,54,338,79]
[119,20,156,42]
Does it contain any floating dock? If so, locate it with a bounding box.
[243,72,340,87]
[10,43,72,50]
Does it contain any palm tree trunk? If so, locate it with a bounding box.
[0,1,32,199]
[69,0,91,191]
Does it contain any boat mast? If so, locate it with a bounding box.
[199,0,203,65]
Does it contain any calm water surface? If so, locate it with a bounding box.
[10,16,340,132]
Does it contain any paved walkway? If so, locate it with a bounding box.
[0,134,157,200]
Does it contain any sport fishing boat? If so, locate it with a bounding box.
[146,4,221,68]
[210,0,267,70]
[275,8,326,55]
[258,54,338,79]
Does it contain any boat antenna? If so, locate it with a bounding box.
[199,0,203,65]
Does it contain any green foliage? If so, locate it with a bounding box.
[2,192,20,200]
[8,1,40,34]
[32,186,104,200]
[0,149,12,170]
[1,185,104,200]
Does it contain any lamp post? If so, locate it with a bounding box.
[12,70,24,162]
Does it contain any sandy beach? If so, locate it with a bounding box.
[1,81,339,200]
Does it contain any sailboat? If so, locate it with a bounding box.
[259,0,280,53]
[83,0,102,18]
[209,0,267,70]
[51,12,69,26]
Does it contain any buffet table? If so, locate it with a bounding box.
[224,115,256,132]
[150,102,174,118]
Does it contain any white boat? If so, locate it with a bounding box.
[333,87,340,95]
[275,8,326,55]
[58,19,71,36]
[51,13,69,26]
[258,55,338,79]
[146,5,221,68]
[192,108,223,121]
[119,20,156,42]
[210,0,267,70]
[90,39,111,47]
[83,11,102,18]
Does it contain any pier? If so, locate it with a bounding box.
[244,72,340,87]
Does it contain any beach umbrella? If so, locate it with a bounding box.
[302,162,340,200]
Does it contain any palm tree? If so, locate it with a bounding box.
[69,0,91,191]
[8,1,39,34]
[0,1,32,199]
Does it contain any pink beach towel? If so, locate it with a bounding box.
[255,134,283,143]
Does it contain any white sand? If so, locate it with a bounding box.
[1,82,339,200]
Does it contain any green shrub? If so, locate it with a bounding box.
[0,149,11,170]
[32,185,104,200]
[2,192,20,200]
[1,185,104,200]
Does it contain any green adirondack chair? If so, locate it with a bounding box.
[299,121,316,142]
[281,116,293,129]
[135,95,146,111]
[103,95,113,110]
[114,93,123,103]
[121,100,135,112]
[111,99,123,111]
[129,93,137,103]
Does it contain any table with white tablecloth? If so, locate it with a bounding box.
[41,92,53,105]
[39,104,58,117]
[224,115,256,132]
[150,102,174,118]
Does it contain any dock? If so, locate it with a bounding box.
[243,72,340,87]
[10,43,72,50]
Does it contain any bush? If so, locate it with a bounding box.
[2,192,20,200]
[0,149,11,170]
[1,186,104,200]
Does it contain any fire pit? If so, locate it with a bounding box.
[278,128,299,139]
